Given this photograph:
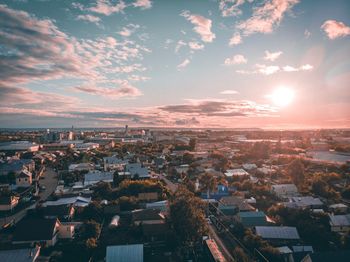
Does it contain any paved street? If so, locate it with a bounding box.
[38,167,58,201]
[0,167,58,228]
[208,223,235,262]
[157,173,178,193]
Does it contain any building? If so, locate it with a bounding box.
[106,244,143,262]
[138,192,158,202]
[283,196,323,209]
[271,184,299,198]
[125,163,150,179]
[103,156,127,171]
[43,196,91,207]
[224,168,249,178]
[13,218,61,247]
[68,163,94,172]
[0,141,39,153]
[219,196,255,212]
[16,170,32,187]
[255,226,300,245]
[0,159,35,176]
[0,195,19,211]
[329,214,350,233]
[301,250,350,262]
[0,247,40,262]
[84,171,113,186]
[237,211,268,227]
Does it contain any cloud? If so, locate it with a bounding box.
[224,54,247,65]
[321,20,350,39]
[175,40,187,53]
[118,24,140,37]
[133,0,152,9]
[175,117,200,126]
[264,50,282,61]
[181,10,216,42]
[188,41,204,50]
[218,0,249,17]
[76,14,101,24]
[237,63,313,75]
[229,33,242,46]
[220,90,239,95]
[88,0,126,15]
[304,29,311,38]
[177,59,191,70]
[236,0,299,36]
[159,99,276,117]
[73,83,142,99]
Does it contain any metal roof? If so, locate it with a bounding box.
[255,226,300,240]
[106,244,143,262]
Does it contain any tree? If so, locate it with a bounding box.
[199,173,217,199]
[233,247,250,262]
[81,220,101,239]
[169,186,208,246]
[287,159,305,185]
[189,138,196,151]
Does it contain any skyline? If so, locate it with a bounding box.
[0,0,350,129]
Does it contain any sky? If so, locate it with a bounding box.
[0,0,349,129]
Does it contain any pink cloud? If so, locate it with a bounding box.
[229,33,242,46]
[88,0,126,15]
[224,54,247,65]
[73,84,142,99]
[181,10,216,42]
[321,20,350,39]
[264,50,283,61]
[237,0,299,36]
[133,0,152,9]
[76,14,101,24]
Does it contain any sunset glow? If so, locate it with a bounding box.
[271,87,295,107]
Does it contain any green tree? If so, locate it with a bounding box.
[169,186,208,246]
[199,173,217,199]
[287,159,305,185]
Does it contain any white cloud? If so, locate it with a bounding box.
[177,58,191,70]
[220,90,239,95]
[236,0,299,36]
[264,50,283,61]
[133,0,152,9]
[224,54,247,65]
[321,20,350,39]
[256,64,280,75]
[175,40,187,53]
[219,0,247,17]
[229,33,242,46]
[181,10,216,43]
[188,41,204,50]
[76,14,101,24]
[88,0,126,16]
[304,29,311,38]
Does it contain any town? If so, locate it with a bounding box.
[0,127,349,262]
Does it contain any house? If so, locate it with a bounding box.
[16,170,32,187]
[131,208,165,225]
[255,226,300,245]
[242,163,257,171]
[138,192,158,202]
[13,218,61,247]
[0,195,19,211]
[125,163,150,179]
[301,250,350,262]
[68,163,94,172]
[271,184,299,198]
[237,211,268,227]
[329,203,348,214]
[219,196,255,212]
[58,222,75,239]
[146,200,168,212]
[0,159,35,176]
[84,171,113,186]
[283,196,323,209]
[224,169,249,178]
[0,246,40,262]
[106,244,143,262]
[103,156,127,171]
[43,196,91,207]
[329,213,350,233]
[40,204,75,221]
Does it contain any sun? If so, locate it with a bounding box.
[271,87,295,107]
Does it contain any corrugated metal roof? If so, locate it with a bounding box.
[255,226,300,240]
[106,244,143,262]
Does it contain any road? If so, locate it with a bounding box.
[0,167,58,228]
[38,167,58,201]
[208,223,235,262]
[157,173,178,193]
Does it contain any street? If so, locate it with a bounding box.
[0,167,58,228]
[157,173,178,193]
[38,167,58,201]
[208,223,235,262]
